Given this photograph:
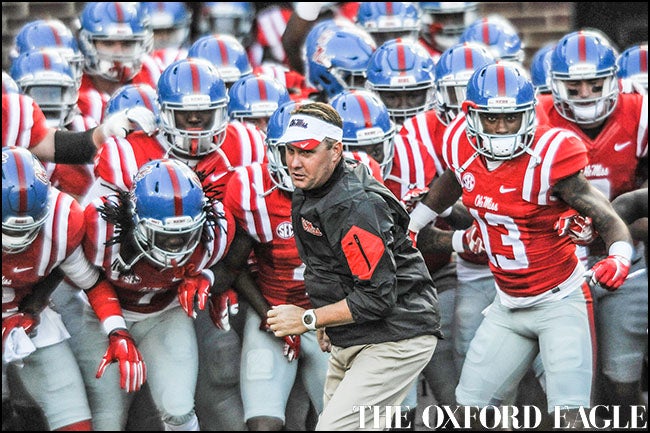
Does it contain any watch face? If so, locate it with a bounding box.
[304,313,314,325]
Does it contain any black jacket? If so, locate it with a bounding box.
[292,159,443,348]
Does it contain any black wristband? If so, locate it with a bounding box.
[54,128,98,164]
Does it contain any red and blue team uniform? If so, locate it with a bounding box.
[538,88,648,395]
[82,197,234,314]
[2,187,93,431]
[443,114,589,297]
[224,162,310,308]
[222,161,330,423]
[537,93,647,203]
[446,114,597,411]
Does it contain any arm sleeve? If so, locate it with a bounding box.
[54,128,98,164]
[338,195,398,322]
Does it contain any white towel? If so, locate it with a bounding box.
[30,307,71,349]
[2,326,36,364]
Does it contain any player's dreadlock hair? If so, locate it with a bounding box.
[97,185,134,247]
[194,168,228,245]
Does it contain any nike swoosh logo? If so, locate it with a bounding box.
[499,186,517,193]
[209,172,227,182]
[613,141,632,151]
[13,267,33,273]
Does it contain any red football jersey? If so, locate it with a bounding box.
[194,120,268,197]
[3,189,85,312]
[538,92,648,201]
[224,162,311,309]
[93,132,168,193]
[443,114,589,296]
[385,133,437,200]
[2,93,49,149]
[401,109,449,175]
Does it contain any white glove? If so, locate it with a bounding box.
[101,106,158,138]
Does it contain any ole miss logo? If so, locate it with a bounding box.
[301,217,322,236]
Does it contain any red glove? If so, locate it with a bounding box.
[209,289,239,331]
[178,271,213,318]
[453,225,489,264]
[260,318,301,362]
[453,225,485,254]
[2,312,39,350]
[401,187,430,213]
[96,329,146,393]
[589,255,631,291]
[554,210,598,245]
[283,335,301,362]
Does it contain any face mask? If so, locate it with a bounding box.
[486,135,520,158]
[571,100,606,122]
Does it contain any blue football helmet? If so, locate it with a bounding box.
[550,30,619,125]
[10,49,79,129]
[305,25,376,100]
[12,19,85,86]
[142,2,192,50]
[460,18,525,63]
[105,83,161,127]
[2,147,51,254]
[2,70,20,94]
[330,89,396,178]
[188,34,253,87]
[131,158,206,268]
[463,63,537,160]
[227,74,291,126]
[303,18,357,59]
[157,58,230,158]
[201,2,254,44]
[530,42,555,94]
[419,2,478,51]
[265,100,307,192]
[356,2,423,46]
[616,44,648,92]
[365,38,436,124]
[78,2,152,83]
[435,42,495,125]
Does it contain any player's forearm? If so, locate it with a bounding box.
[420,169,463,213]
[556,174,633,248]
[415,225,454,254]
[233,270,271,320]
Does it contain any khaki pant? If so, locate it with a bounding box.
[316,334,438,431]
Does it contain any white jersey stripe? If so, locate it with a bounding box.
[54,193,73,264]
[250,164,274,242]
[237,166,257,240]
[637,94,648,158]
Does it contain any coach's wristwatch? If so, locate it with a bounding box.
[301,309,318,331]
